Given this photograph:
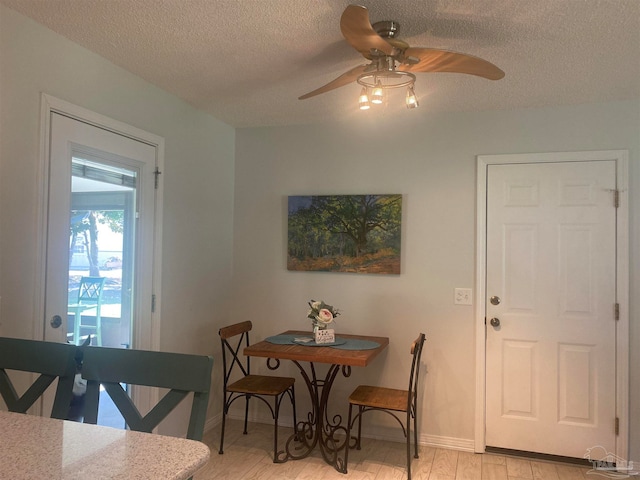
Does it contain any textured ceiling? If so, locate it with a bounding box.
[2,0,639,128]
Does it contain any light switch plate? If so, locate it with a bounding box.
[454,288,473,305]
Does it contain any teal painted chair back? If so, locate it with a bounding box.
[81,346,213,440]
[68,276,106,345]
[0,337,77,419]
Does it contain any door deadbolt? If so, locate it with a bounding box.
[490,296,501,305]
[490,317,500,327]
[50,315,62,328]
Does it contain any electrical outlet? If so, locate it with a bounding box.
[454,288,473,305]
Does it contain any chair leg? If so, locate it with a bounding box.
[218,405,227,454]
[272,396,280,463]
[95,309,102,346]
[413,410,419,459]
[406,420,412,480]
[243,395,249,434]
[356,405,363,450]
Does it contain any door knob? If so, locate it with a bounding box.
[490,296,501,305]
[50,315,62,328]
[490,317,500,327]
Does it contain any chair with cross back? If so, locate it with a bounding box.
[0,337,77,419]
[218,321,297,462]
[81,345,213,441]
[68,276,106,346]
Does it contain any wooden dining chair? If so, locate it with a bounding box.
[219,321,297,462]
[0,337,77,419]
[344,333,426,480]
[81,346,213,441]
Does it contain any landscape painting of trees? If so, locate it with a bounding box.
[287,194,402,274]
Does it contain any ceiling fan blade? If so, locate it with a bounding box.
[399,48,505,80]
[298,64,369,100]
[340,5,395,58]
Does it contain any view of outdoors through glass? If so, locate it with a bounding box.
[67,157,136,353]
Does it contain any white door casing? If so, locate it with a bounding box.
[475,151,629,460]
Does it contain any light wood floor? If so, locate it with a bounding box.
[195,419,596,480]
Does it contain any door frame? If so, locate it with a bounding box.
[474,150,629,459]
[35,93,164,353]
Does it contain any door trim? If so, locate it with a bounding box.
[474,150,629,460]
[36,93,164,352]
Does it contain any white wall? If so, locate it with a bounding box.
[233,101,640,456]
[0,5,235,434]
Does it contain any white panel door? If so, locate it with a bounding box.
[485,160,617,458]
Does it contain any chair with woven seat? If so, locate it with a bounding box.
[344,333,426,480]
[81,346,213,441]
[0,337,77,419]
[68,276,106,346]
[218,321,297,462]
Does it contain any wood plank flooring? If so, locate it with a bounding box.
[195,420,596,479]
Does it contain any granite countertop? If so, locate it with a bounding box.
[0,410,210,479]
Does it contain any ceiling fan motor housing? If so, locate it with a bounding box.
[372,20,400,38]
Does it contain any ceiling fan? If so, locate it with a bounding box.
[298,4,505,109]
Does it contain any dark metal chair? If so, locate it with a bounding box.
[218,321,297,462]
[81,346,213,441]
[0,337,77,419]
[344,333,426,480]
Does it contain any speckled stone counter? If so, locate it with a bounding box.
[0,410,210,479]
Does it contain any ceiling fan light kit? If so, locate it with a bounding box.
[358,87,371,110]
[356,66,417,109]
[299,4,505,112]
[406,86,419,109]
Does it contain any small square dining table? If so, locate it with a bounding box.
[244,330,389,472]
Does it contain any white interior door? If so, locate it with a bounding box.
[485,160,617,458]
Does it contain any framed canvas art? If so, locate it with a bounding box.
[287,194,402,274]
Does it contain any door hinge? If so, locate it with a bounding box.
[151,294,156,313]
[154,167,162,189]
[615,303,620,320]
[614,189,619,208]
[615,417,620,435]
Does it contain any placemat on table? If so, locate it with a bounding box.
[265,334,380,350]
[332,339,380,350]
[265,334,299,344]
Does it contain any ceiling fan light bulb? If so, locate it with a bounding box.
[406,86,419,109]
[359,88,371,110]
[371,81,384,104]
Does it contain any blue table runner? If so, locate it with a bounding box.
[265,334,380,351]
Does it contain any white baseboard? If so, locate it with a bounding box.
[204,412,475,453]
[421,434,475,452]
[205,412,223,433]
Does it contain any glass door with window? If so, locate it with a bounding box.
[44,109,160,426]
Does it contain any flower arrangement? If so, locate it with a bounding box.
[307,300,340,330]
